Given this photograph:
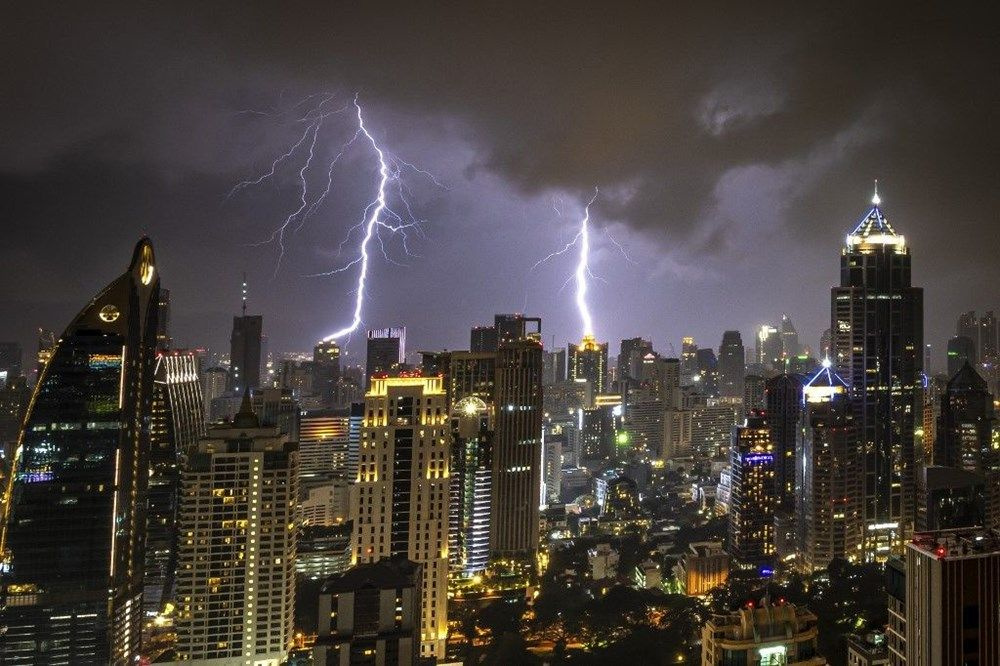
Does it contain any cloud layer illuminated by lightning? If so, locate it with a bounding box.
[229,93,440,342]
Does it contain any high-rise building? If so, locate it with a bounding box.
[618,337,653,395]
[173,397,298,664]
[0,238,160,665]
[780,313,800,358]
[365,327,405,388]
[956,310,978,355]
[580,404,621,464]
[743,374,766,411]
[674,541,730,596]
[229,314,263,394]
[252,386,301,440]
[625,398,663,458]
[701,599,826,665]
[946,335,976,379]
[201,365,229,419]
[313,556,421,666]
[156,287,172,350]
[491,336,543,565]
[756,324,783,372]
[34,327,56,379]
[831,189,923,559]
[917,466,986,531]
[449,397,493,580]
[145,350,205,615]
[903,529,1000,665]
[718,330,745,399]
[0,342,23,386]
[568,335,608,397]
[680,336,698,385]
[542,348,566,385]
[352,375,449,660]
[447,351,496,405]
[470,325,498,353]
[690,403,739,460]
[695,348,719,397]
[298,409,352,481]
[728,412,776,572]
[0,377,29,458]
[981,310,998,361]
[795,363,860,573]
[765,374,804,511]
[493,313,541,347]
[312,340,341,407]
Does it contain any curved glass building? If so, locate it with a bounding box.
[0,238,160,665]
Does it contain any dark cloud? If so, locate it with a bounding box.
[0,2,997,364]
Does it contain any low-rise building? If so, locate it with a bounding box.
[701,599,826,665]
[674,541,729,596]
[588,543,620,581]
[846,632,890,666]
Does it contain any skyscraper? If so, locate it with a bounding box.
[365,326,405,387]
[680,336,698,385]
[695,348,719,398]
[0,342,23,385]
[449,397,493,580]
[229,314,263,393]
[903,529,1000,665]
[946,335,976,378]
[764,374,803,511]
[312,339,341,407]
[173,397,298,664]
[956,310,978,354]
[980,310,998,361]
[34,327,55,379]
[727,412,776,573]
[795,363,860,573]
[756,324,783,372]
[352,375,449,660]
[718,330,745,399]
[568,335,608,397]
[156,287,172,350]
[145,350,205,615]
[1,238,160,664]
[831,189,923,559]
[618,337,653,395]
[491,334,543,566]
[780,313,800,358]
[542,347,566,385]
[470,325,498,353]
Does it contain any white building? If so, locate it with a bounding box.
[172,397,298,665]
[351,376,449,660]
[588,543,620,581]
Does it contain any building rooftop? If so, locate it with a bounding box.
[320,555,420,594]
[909,528,1000,559]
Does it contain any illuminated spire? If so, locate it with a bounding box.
[241,272,248,316]
[871,179,881,206]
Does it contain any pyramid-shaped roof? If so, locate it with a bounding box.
[948,360,987,391]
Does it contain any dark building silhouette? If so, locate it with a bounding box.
[831,191,923,559]
[312,340,341,407]
[490,317,543,567]
[934,362,995,470]
[470,325,498,353]
[0,342,23,384]
[1,238,160,665]
[946,335,976,379]
[718,330,745,399]
[696,348,719,398]
[918,466,986,531]
[618,337,653,396]
[156,287,172,350]
[765,374,803,511]
[229,314,263,393]
[313,556,421,666]
[365,326,405,387]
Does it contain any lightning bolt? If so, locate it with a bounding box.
[530,188,602,339]
[228,92,441,342]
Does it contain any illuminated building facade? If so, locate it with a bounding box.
[448,397,493,579]
[904,529,1000,666]
[446,351,496,405]
[728,412,776,572]
[313,555,421,666]
[299,410,352,480]
[795,363,860,573]
[701,600,826,665]
[568,335,608,398]
[490,318,543,566]
[172,399,298,665]
[718,330,745,399]
[365,327,405,389]
[690,403,739,460]
[352,376,449,660]
[674,541,729,596]
[145,350,205,615]
[681,336,698,385]
[832,191,923,559]
[0,239,160,665]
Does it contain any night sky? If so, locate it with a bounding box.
[1,3,996,368]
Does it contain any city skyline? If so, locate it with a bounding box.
[1,4,997,363]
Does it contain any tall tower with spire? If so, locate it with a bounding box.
[831,184,923,560]
[228,274,263,394]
